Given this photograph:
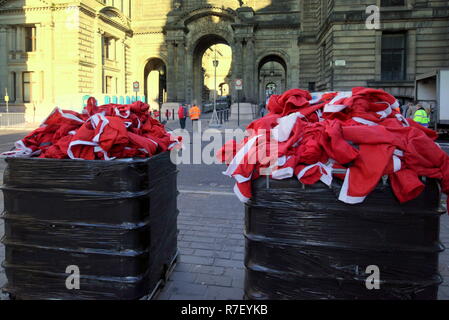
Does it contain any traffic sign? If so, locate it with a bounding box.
[235,79,243,91]
[133,81,140,92]
[4,95,9,102]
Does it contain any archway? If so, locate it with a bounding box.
[258,55,287,104]
[144,58,167,111]
[192,35,232,108]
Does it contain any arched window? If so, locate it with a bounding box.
[265,82,277,96]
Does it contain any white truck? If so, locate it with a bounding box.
[415,69,449,130]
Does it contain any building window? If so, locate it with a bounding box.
[11,72,17,102]
[25,26,36,52]
[381,0,405,6]
[22,72,33,103]
[381,33,407,81]
[103,36,115,60]
[308,82,316,92]
[105,76,113,94]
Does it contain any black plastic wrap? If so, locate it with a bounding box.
[1,152,178,300]
[244,178,445,300]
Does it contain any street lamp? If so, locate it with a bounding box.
[209,47,221,128]
[213,48,219,113]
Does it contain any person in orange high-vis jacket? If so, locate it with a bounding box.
[189,105,201,133]
[189,105,201,121]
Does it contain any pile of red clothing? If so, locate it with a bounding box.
[218,87,449,208]
[2,98,181,160]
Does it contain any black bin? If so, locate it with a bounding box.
[1,152,178,300]
[245,177,445,300]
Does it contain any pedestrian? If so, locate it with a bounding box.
[259,103,267,118]
[189,104,201,133]
[178,104,188,129]
[413,104,430,127]
[165,109,171,121]
[403,102,412,117]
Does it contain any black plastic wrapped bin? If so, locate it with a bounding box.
[1,152,178,300]
[244,178,445,300]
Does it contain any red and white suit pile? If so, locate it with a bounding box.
[2,98,181,160]
[218,87,449,209]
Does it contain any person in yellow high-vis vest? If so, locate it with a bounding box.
[413,104,430,128]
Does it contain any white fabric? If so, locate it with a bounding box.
[234,174,253,183]
[395,113,410,127]
[323,104,347,113]
[296,162,334,187]
[233,184,250,203]
[272,167,294,180]
[272,112,304,142]
[91,113,109,144]
[338,169,367,204]
[223,135,263,177]
[115,108,131,119]
[352,117,378,126]
[375,102,393,119]
[329,91,352,104]
[393,155,402,173]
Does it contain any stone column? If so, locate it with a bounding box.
[232,39,244,103]
[407,30,417,81]
[0,25,8,103]
[185,50,193,104]
[119,38,126,94]
[166,41,176,102]
[243,38,255,103]
[41,22,55,104]
[16,26,23,52]
[176,40,186,103]
[95,28,104,94]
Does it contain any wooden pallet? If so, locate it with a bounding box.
[141,250,179,300]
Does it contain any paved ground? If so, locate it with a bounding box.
[0,117,448,300]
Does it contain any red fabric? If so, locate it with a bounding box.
[218,87,449,212]
[3,100,181,160]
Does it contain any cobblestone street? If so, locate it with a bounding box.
[0,122,448,300]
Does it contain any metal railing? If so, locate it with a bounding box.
[0,113,27,128]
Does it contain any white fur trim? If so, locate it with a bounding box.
[375,102,393,119]
[115,108,131,119]
[394,149,404,157]
[91,113,109,143]
[296,162,333,186]
[352,117,378,126]
[223,135,263,177]
[329,91,352,104]
[234,174,253,183]
[395,113,410,127]
[393,155,402,173]
[272,167,294,180]
[272,112,304,142]
[338,169,366,204]
[324,104,347,113]
[391,100,400,109]
[233,184,250,203]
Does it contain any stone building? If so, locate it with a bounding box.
[0,0,448,121]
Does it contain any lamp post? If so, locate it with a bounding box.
[209,47,221,128]
[213,49,219,115]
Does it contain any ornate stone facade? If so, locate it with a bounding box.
[0,0,448,121]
